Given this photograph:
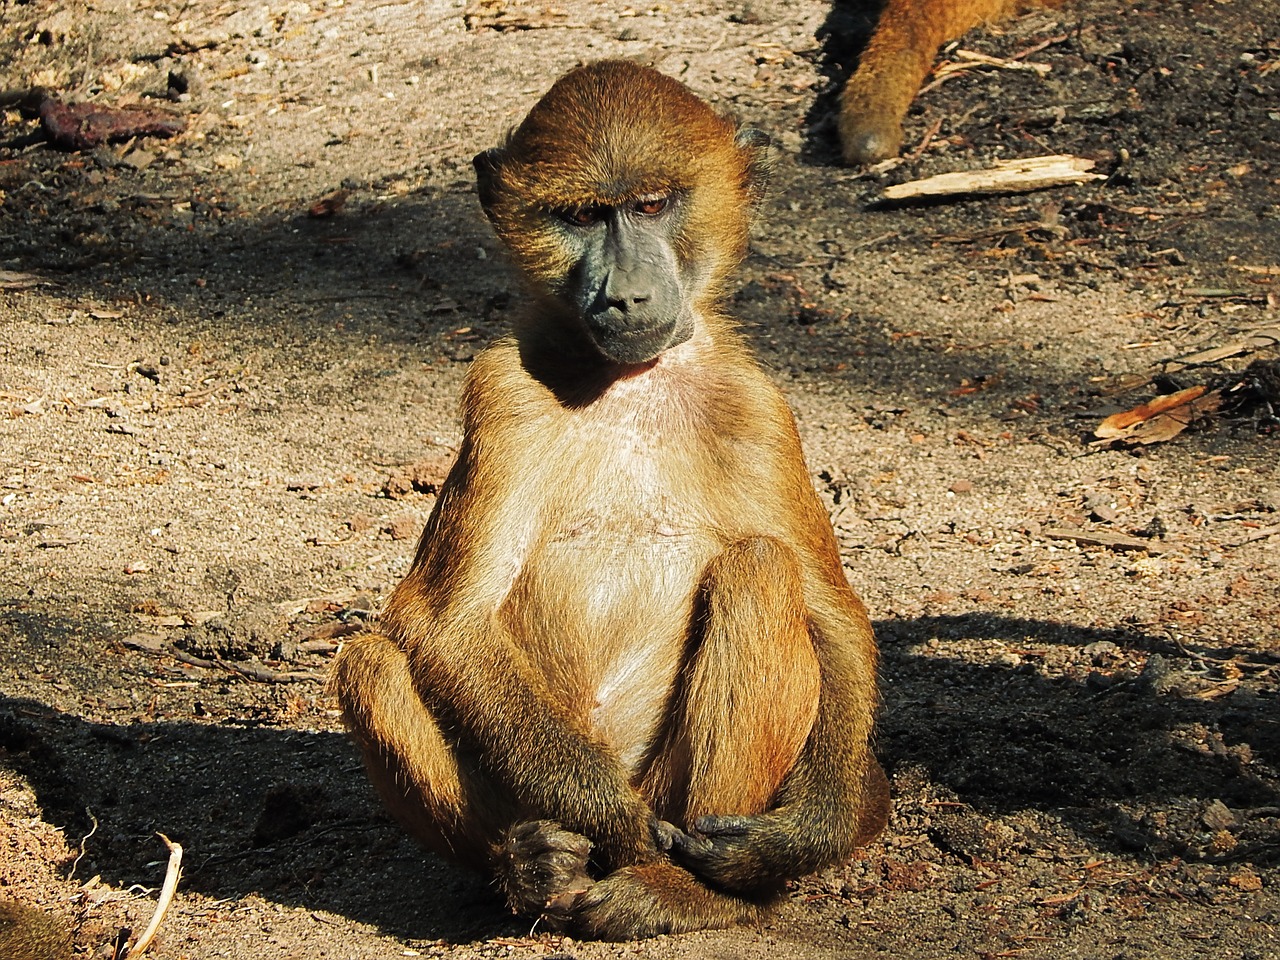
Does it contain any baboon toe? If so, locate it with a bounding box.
[571,863,762,940]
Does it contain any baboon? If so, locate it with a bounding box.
[331,60,888,940]
[840,0,1066,164]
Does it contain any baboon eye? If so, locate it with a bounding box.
[560,206,602,227]
[633,196,669,216]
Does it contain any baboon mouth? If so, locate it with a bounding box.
[589,325,686,365]
[586,309,693,365]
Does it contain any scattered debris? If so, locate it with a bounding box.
[881,155,1106,202]
[1219,358,1280,431]
[383,453,453,499]
[307,189,350,218]
[464,0,572,32]
[1094,355,1278,447]
[5,88,187,151]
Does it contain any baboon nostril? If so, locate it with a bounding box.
[608,291,651,311]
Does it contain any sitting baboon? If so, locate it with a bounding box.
[331,59,889,940]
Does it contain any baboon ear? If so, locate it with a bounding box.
[473,148,505,221]
[734,127,775,211]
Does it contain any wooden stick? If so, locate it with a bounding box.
[1163,328,1280,373]
[882,155,1105,201]
[1041,527,1164,552]
[126,834,183,959]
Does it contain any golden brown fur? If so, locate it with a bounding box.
[330,61,888,940]
[0,902,72,960]
[840,0,1066,163]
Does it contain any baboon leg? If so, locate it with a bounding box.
[839,0,1049,164]
[330,631,511,867]
[643,535,821,825]
[510,537,822,939]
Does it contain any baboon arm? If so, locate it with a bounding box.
[382,430,657,869]
[772,592,881,859]
[413,617,657,867]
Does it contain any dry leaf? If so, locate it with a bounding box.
[1094,386,1222,446]
[1096,385,1207,436]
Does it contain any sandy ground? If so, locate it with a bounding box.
[1,1,1278,958]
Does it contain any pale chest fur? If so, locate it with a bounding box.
[498,361,757,771]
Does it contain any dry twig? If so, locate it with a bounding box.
[1229,523,1280,547]
[919,46,1054,94]
[125,834,183,959]
[1163,328,1280,374]
[1041,527,1164,552]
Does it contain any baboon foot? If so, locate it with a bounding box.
[495,820,594,924]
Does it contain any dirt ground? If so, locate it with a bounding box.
[1,0,1278,957]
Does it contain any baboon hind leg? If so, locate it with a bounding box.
[330,631,512,868]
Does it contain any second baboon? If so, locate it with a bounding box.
[840,0,1067,164]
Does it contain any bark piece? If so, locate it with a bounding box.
[882,155,1105,202]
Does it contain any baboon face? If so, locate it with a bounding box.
[547,190,694,365]
[473,60,771,366]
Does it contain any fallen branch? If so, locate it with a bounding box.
[881,155,1105,202]
[125,834,182,959]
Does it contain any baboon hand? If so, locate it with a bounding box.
[659,813,784,893]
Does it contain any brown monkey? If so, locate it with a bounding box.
[839,0,1066,164]
[331,59,888,940]
[0,902,73,960]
